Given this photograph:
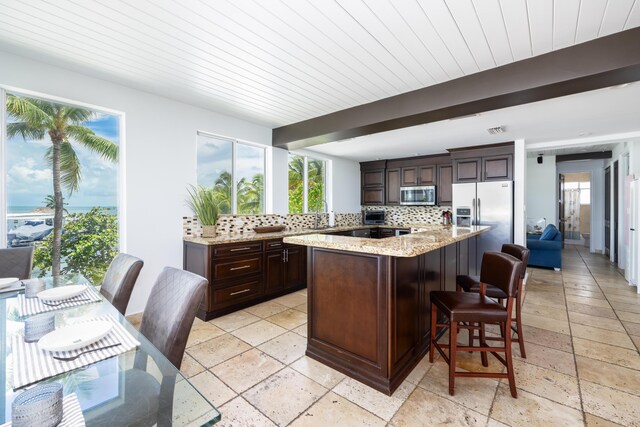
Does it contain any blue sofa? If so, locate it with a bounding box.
[527,224,562,270]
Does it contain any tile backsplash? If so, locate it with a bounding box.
[362,205,450,226]
[183,206,449,238]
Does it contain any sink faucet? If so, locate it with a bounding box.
[314,199,328,229]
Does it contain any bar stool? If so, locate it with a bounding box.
[430,252,522,397]
[456,244,530,358]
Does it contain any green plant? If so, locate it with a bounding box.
[34,208,119,284]
[186,185,220,226]
[6,94,118,276]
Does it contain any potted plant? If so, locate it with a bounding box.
[186,185,219,238]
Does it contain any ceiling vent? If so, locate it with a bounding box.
[487,126,506,135]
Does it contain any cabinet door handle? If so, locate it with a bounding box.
[230,264,252,271]
[230,247,252,252]
[284,249,289,262]
[230,288,251,296]
[270,243,282,247]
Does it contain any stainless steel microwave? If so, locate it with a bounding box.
[400,186,437,206]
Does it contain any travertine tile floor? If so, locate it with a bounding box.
[176,246,640,426]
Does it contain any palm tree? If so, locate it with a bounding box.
[238,173,264,214]
[43,194,68,215]
[6,94,118,276]
[212,171,233,214]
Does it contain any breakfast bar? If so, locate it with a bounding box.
[284,225,490,395]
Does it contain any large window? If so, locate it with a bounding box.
[288,154,326,213]
[197,132,265,214]
[2,89,121,283]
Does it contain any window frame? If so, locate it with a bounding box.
[0,85,126,250]
[196,130,268,215]
[288,153,328,214]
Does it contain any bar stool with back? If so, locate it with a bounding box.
[456,244,530,358]
[429,251,522,397]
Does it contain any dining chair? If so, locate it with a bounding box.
[0,246,34,280]
[456,244,530,358]
[430,251,522,398]
[139,266,207,369]
[99,253,144,315]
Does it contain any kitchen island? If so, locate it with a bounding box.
[283,225,490,395]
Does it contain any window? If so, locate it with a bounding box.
[2,89,121,283]
[196,132,266,214]
[288,154,326,213]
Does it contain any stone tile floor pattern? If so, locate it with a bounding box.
[172,246,640,426]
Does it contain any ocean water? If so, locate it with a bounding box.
[8,206,118,215]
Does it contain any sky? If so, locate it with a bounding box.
[6,104,119,211]
[197,134,265,188]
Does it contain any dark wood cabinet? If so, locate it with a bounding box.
[437,164,452,206]
[482,154,513,181]
[450,143,514,183]
[401,165,435,186]
[362,187,385,205]
[362,169,385,187]
[386,168,400,205]
[453,158,481,182]
[184,239,306,320]
[265,241,306,295]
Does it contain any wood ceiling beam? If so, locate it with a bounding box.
[272,27,640,150]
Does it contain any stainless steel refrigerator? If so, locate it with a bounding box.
[452,181,514,275]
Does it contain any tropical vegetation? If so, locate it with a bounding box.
[209,171,264,215]
[186,185,220,226]
[33,208,118,284]
[288,155,325,213]
[6,94,118,276]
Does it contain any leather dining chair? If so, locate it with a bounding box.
[456,244,530,358]
[100,253,144,315]
[430,252,522,398]
[0,246,34,280]
[85,267,207,426]
[139,266,207,369]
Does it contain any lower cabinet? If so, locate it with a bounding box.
[184,239,306,320]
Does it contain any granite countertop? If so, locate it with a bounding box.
[282,225,491,257]
[183,224,441,246]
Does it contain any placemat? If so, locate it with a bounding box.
[12,315,140,389]
[1,392,85,427]
[17,285,102,317]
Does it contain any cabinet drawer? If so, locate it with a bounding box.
[265,239,285,251]
[213,278,262,306]
[213,241,263,257]
[213,255,262,281]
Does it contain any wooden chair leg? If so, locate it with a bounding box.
[479,322,488,367]
[515,280,526,358]
[449,321,458,396]
[505,315,517,398]
[429,303,437,363]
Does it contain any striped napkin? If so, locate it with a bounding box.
[17,285,102,317]
[12,315,140,389]
[0,393,85,427]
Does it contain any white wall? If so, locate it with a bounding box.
[0,50,272,314]
[557,159,606,253]
[526,155,557,227]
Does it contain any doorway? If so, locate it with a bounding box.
[562,172,592,247]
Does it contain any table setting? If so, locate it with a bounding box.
[0,273,221,426]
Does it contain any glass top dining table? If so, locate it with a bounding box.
[0,273,221,426]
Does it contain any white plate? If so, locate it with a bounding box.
[0,277,19,290]
[37,285,87,302]
[38,321,113,352]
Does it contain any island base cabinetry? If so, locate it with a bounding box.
[184,239,306,320]
[306,238,473,395]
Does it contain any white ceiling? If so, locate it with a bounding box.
[305,83,640,161]
[0,0,638,129]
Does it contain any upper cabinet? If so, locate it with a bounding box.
[451,144,514,183]
[361,160,386,205]
[437,164,453,206]
[401,165,436,186]
[386,168,401,205]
